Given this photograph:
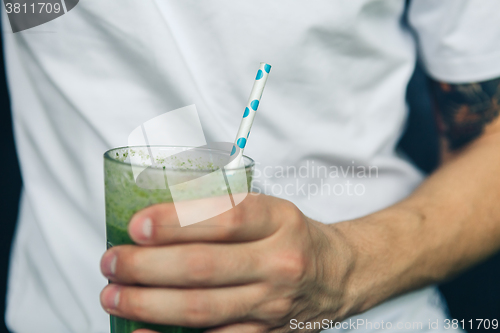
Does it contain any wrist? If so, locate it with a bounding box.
[308,218,358,320]
[324,206,428,316]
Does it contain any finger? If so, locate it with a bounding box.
[205,322,267,333]
[128,194,289,245]
[101,242,262,286]
[100,283,267,328]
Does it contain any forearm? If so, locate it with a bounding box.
[329,118,500,316]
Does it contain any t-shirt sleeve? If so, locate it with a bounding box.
[408,0,500,83]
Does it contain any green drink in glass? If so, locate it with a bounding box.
[104,145,254,333]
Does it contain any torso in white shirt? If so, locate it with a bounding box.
[4,1,500,332]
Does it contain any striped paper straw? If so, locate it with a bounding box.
[226,62,271,169]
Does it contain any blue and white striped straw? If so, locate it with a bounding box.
[226,62,271,169]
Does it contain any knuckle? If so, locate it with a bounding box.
[219,207,245,239]
[245,191,261,205]
[155,204,178,228]
[119,288,148,320]
[120,249,143,282]
[264,298,294,320]
[228,205,245,228]
[184,246,215,284]
[274,251,307,284]
[218,225,238,241]
[282,202,304,227]
[183,291,212,326]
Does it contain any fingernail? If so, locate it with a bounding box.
[129,217,153,243]
[101,253,117,278]
[102,285,121,310]
[110,255,117,275]
[142,217,152,239]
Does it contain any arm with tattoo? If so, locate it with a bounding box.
[99,74,500,328]
[327,76,500,315]
[430,77,500,151]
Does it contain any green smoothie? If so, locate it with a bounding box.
[104,146,253,333]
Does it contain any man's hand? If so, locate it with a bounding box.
[100,194,354,332]
[99,76,500,332]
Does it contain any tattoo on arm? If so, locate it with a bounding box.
[430,77,500,150]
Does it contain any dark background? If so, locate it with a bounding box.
[0,23,21,333]
[0,20,499,333]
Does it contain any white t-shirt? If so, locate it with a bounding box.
[3,1,500,332]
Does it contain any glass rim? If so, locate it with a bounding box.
[104,145,255,171]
